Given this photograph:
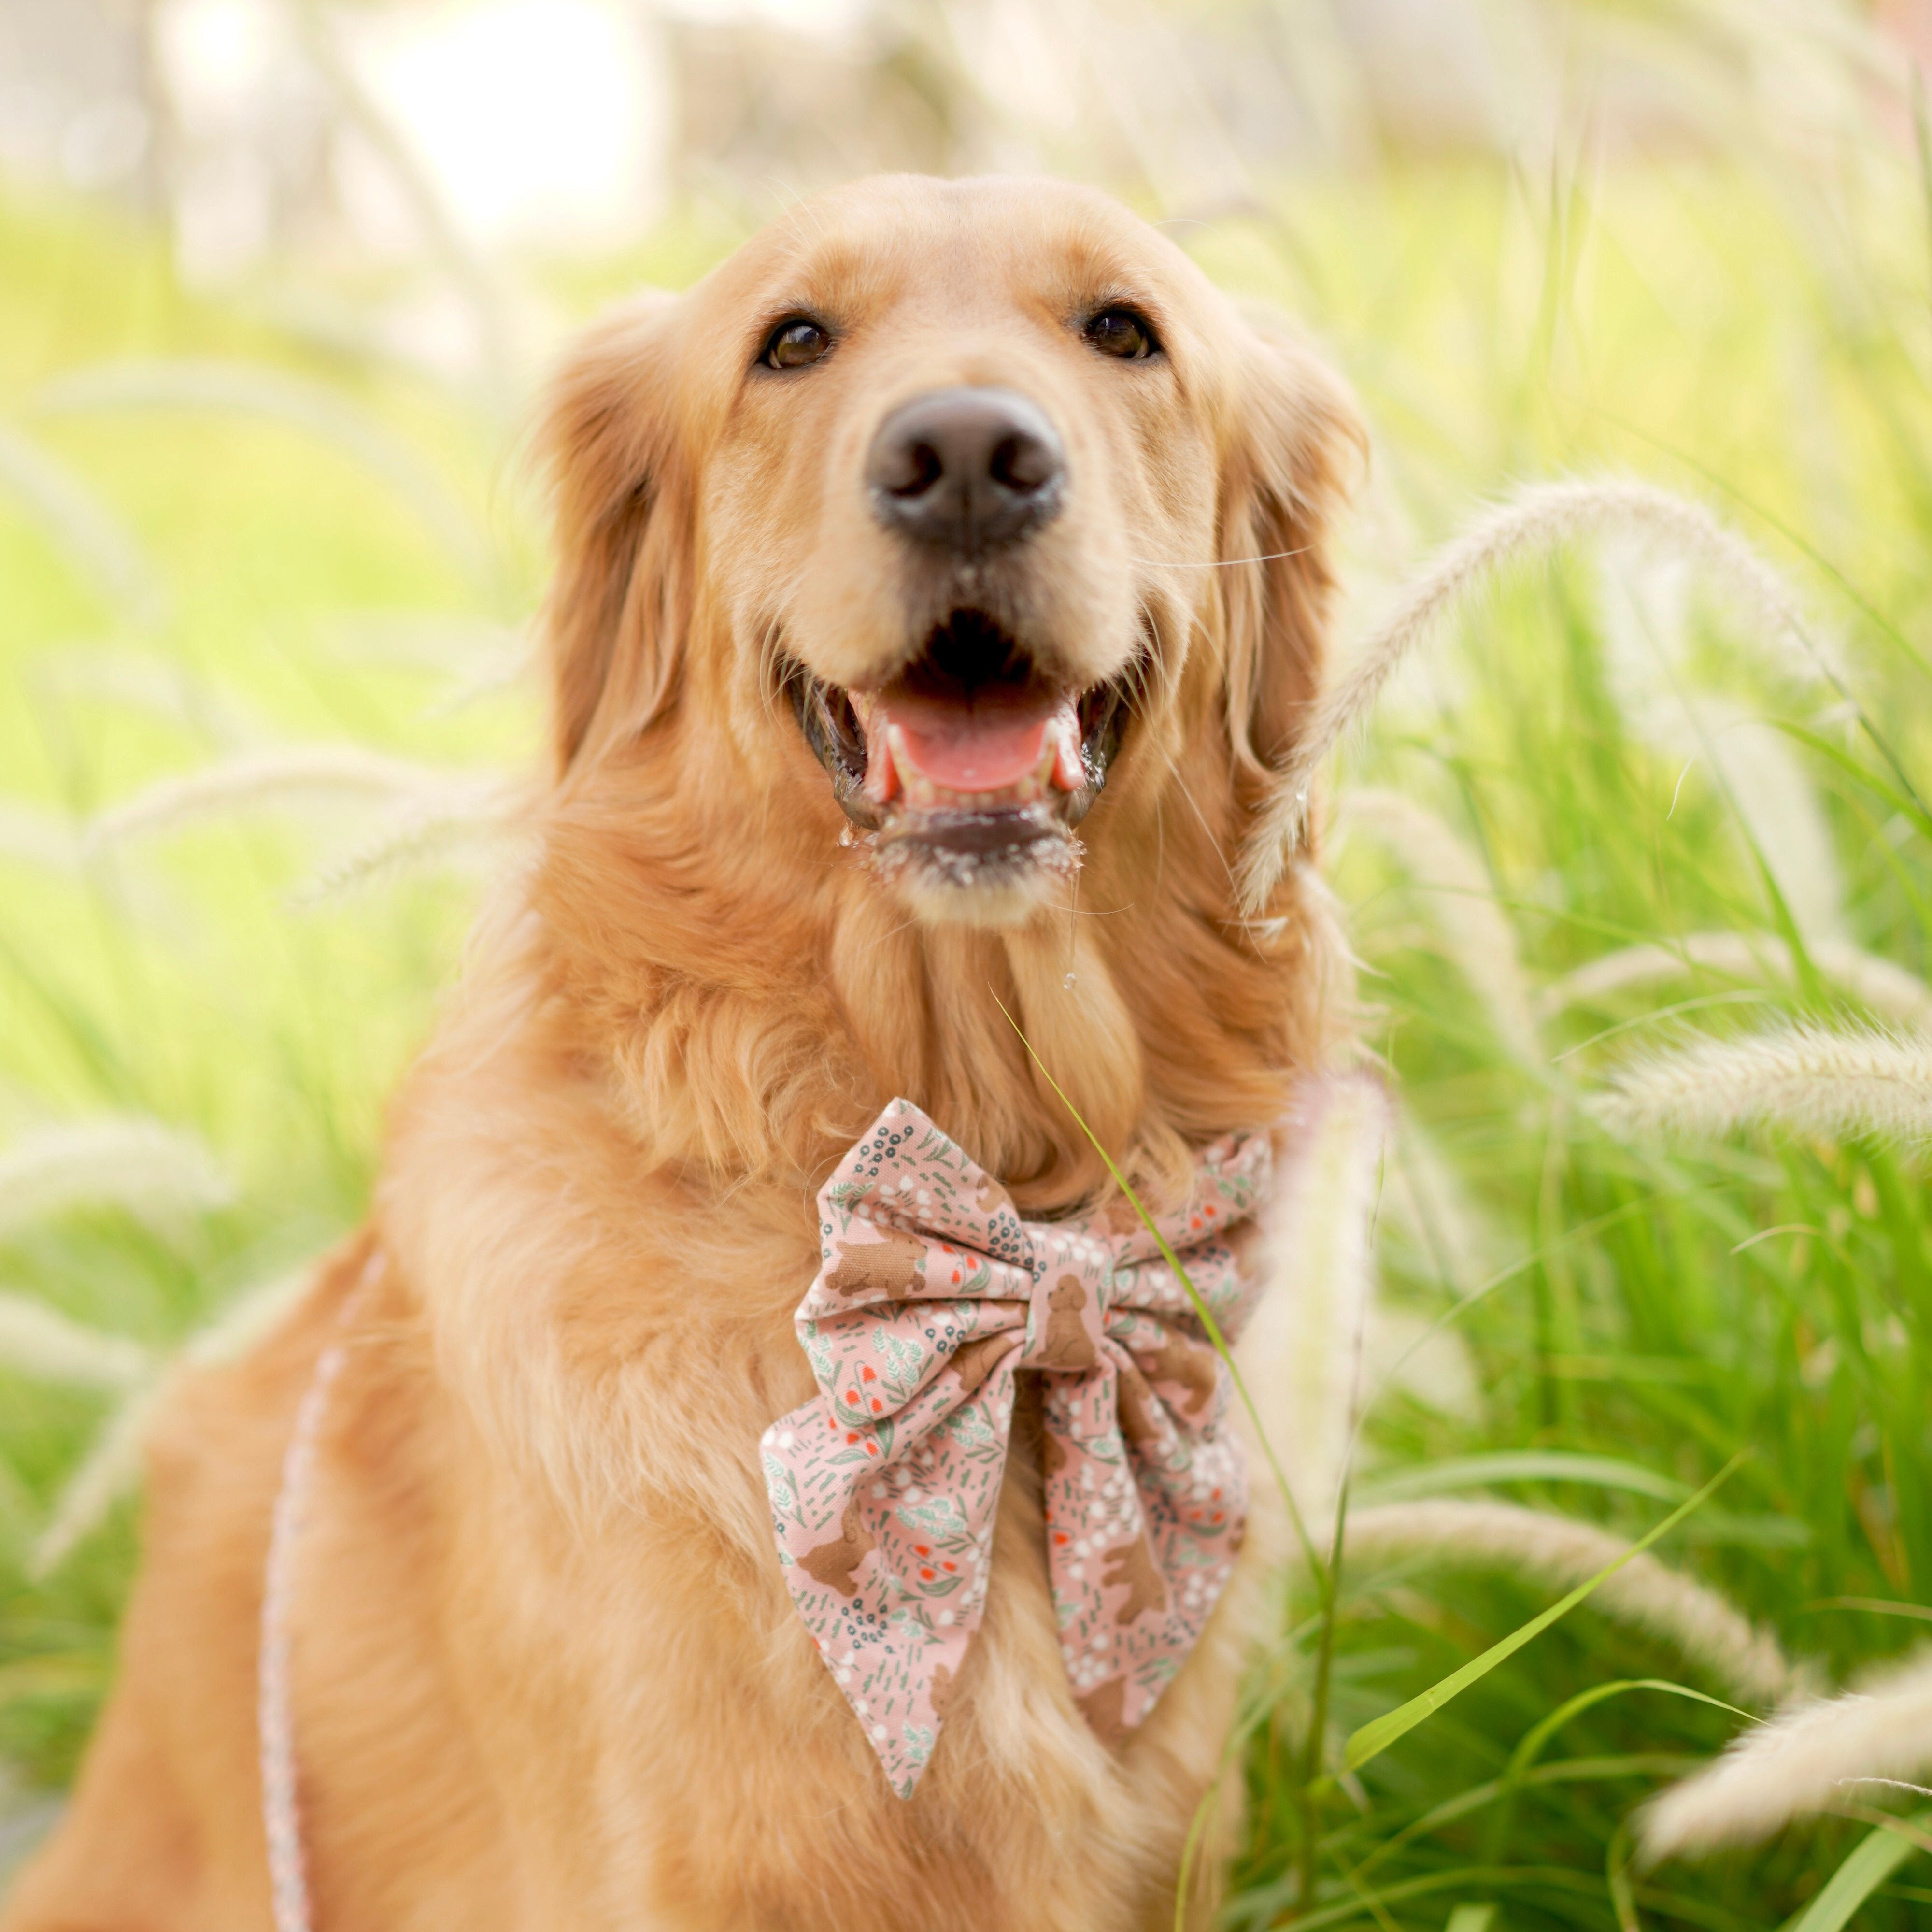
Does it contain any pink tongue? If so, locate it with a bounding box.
[894,713,1051,791]
[881,688,1057,793]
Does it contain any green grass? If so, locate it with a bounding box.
[4,138,1932,1927]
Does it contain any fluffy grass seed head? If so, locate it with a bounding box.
[1540,933,1932,1034]
[1240,1071,1391,1525]
[1640,1648,1932,1863]
[28,1384,160,1578]
[1343,1499,1795,1707]
[0,1118,232,1241]
[85,746,509,850]
[1595,1022,1932,1147]
[1237,476,1842,915]
[0,1293,151,1391]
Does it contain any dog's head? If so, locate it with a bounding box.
[538,175,1360,931]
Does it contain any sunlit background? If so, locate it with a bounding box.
[10,3,1932,1926]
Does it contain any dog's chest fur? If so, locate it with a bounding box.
[327,1032,1257,1930]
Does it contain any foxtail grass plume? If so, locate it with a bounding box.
[86,747,509,851]
[1236,477,1840,916]
[0,801,84,873]
[23,1260,325,1575]
[1343,1500,1794,1707]
[293,787,525,904]
[183,1264,320,1367]
[29,1385,159,1578]
[1640,1649,1932,1862]
[0,1293,151,1391]
[1240,1072,1390,1524]
[1595,1023,1932,1146]
[0,1118,231,1241]
[1541,933,1932,1033]
[1341,788,1541,1065]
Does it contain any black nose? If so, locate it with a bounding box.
[866,386,1065,554]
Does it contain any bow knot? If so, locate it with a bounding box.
[761,1099,1271,1796]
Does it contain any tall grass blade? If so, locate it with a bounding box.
[1781,1811,1929,1932]
[1341,790,1541,1065]
[1340,1454,1748,1774]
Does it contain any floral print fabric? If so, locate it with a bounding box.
[760,1098,1271,1797]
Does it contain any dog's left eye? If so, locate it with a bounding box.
[1083,308,1157,360]
[763,319,832,370]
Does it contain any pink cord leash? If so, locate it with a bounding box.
[258,1252,381,1932]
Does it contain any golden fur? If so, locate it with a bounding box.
[3,175,1359,1932]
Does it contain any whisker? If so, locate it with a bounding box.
[1130,546,1312,570]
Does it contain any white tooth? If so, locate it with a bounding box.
[865,719,904,806]
[902,762,938,809]
[1050,713,1085,792]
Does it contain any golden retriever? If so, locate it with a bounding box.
[3,173,1358,1932]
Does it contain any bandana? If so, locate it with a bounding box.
[760,1098,1270,1797]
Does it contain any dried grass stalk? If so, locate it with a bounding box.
[1640,1649,1932,1862]
[1237,477,1840,915]
[1595,1023,1932,1145]
[1343,1499,1795,1707]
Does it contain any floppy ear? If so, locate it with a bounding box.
[1217,321,1365,813]
[537,291,691,774]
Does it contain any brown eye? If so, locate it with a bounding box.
[1083,308,1156,360]
[763,318,831,370]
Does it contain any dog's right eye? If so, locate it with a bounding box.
[762,319,832,371]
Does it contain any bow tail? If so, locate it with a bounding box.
[1040,1358,1252,1746]
[762,1356,1020,1798]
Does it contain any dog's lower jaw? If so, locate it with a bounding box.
[868,816,1084,928]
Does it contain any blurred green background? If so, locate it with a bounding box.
[7,1,1932,1924]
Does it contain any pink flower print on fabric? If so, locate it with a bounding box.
[759,1098,1272,1798]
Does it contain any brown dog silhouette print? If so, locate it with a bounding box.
[1114,1364,1165,1445]
[824,1225,926,1301]
[798,1494,875,1598]
[1033,1273,1096,1371]
[974,1175,1014,1219]
[1145,1331,1218,1418]
[946,1333,1011,1399]
[929,1661,959,1719]
[1074,1676,1129,1744]
[1101,1537,1167,1624]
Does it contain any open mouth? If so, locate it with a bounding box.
[788,610,1127,888]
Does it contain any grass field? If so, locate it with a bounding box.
[6,124,1932,1927]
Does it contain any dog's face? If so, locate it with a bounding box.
[542,176,1355,928]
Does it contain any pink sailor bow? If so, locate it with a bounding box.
[760,1098,1271,1797]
